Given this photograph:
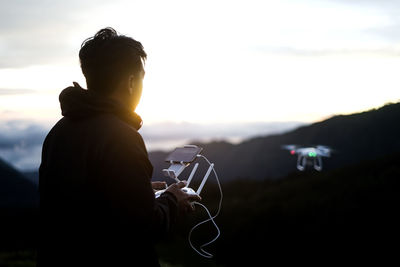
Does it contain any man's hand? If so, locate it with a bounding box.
[165,181,202,213]
[152,181,167,192]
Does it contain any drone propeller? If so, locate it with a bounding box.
[315,145,332,157]
[281,144,297,150]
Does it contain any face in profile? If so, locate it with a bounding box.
[128,69,145,111]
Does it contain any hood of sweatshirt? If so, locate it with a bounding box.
[59,84,143,130]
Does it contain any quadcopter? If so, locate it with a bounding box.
[282,145,332,171]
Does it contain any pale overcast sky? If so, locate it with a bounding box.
[1,0,399,125]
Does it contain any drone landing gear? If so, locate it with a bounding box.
[297,155,306,171]
[297,155,323,171]
[313,156,323,171]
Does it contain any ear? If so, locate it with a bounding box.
[128,75,135,95]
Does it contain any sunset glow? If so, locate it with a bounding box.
[1,0,399,126]
[1,0,400,170]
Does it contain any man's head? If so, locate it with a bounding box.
[79,27,147,109]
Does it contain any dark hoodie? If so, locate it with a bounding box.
[38,85,177,267]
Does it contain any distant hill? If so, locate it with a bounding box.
[0,157,38,208]
[17,102,400,183]
[22,170,39,186]
[149,102,400,181]
[0,157,38,251]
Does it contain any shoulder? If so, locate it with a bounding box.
[101,114,146,149]
[44,114,149,159]
[90,114,149,164]
[41,117,69,147]
[96,115,153,177]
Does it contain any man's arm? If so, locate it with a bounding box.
[94,131,178,240]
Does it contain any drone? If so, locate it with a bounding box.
[282,145,332,171]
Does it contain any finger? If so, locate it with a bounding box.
[176,181,187,189]
[152,181,167,190]
[189,194,202,202]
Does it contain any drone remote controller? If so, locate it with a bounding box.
[182,187,197,195]
[155,186,199,199]
[155,145,213,199]
[154,145,221,259]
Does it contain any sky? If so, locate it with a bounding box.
[1,0,400,170]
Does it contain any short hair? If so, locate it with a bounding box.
[79,27,147,94]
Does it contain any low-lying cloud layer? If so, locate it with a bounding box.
[0,120,48,170]
[0,119,305,171]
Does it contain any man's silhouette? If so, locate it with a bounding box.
[38,27,200,267]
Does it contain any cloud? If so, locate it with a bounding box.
[325,0,400,42]
[1,0,400,69]
[0,120,49,170]
[141,121,306,151]
[0,2,70,67]
[0,120,47,149]
[251,46,400,58]
[242,0,400,58]
[0,118,306,170]
[0,88,36,95]
[0,0,110,68]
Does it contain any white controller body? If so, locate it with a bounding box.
[155,187,199,199]
[182,187,198,196]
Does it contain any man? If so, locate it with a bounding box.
[38,27,200,267]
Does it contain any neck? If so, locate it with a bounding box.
[109,90,135,112]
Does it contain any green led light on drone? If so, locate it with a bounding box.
[308,152,317,157]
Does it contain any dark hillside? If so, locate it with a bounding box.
[157,152,400,266]
[0,157,38,208]
[150,102,400,181]
[0,157,38,253]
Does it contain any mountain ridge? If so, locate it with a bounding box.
[2,102,399,184]
[0,157,38,208]
[149,101,400,181]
